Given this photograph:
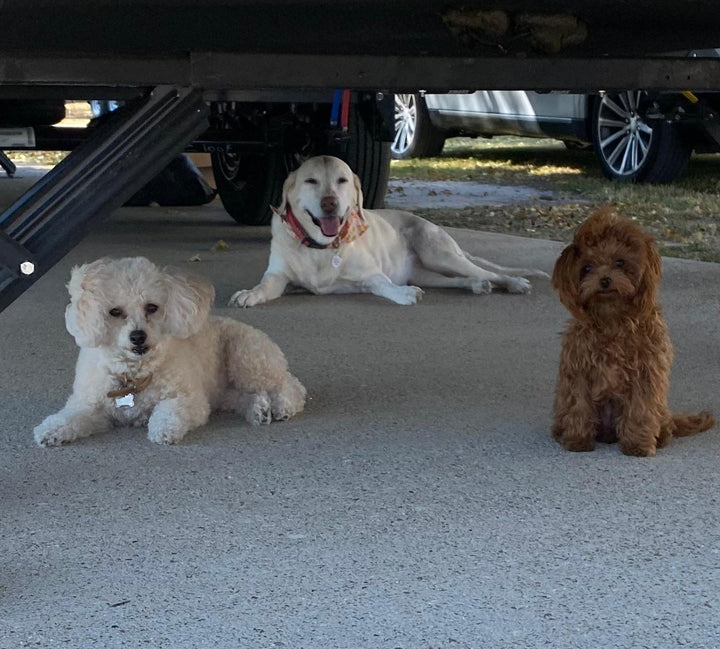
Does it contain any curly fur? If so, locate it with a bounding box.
[551,207,714,456]
[34,257,305,446]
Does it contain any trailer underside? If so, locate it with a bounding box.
[2,0,720,312]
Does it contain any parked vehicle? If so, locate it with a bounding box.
[393,87,720,183]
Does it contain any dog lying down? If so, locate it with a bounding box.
[229,155,548,307]
[34,257,305,446]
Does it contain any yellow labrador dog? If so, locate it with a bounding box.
[229,155,547,307]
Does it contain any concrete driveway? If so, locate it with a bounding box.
[1,181,719,648]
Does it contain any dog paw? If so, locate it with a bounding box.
[506,277,532,294]
[246,392,272,426]
[228,289,261,308]
[271,378,306,421]
[471,278,493,295]
[562,438,595,452]
[147,412,190,445]
[392,285,424,305]
[620,442,656,457]
[271,402,303,421]
[34,423,67,447]
[33,414,85,447]
[147,425,186,445]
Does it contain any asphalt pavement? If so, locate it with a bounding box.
[1,171,719,649]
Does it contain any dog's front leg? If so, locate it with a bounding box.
[552,370,596,452]
[361,273,424,305]
[228,272,288,308]
[34,404,111,446]
[147,397,211,445]
[617,387,663,457]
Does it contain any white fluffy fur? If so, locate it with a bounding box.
[34,257,305,446]
[229,155,547,307]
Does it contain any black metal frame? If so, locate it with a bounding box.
[0,150,16,176]
[0,86,208,313]
[3,54,720,94]
[2,0,720,314]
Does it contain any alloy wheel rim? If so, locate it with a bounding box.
[596,91,654,176]
[392,94,418,155]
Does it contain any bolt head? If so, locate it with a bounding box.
[20,261,35,276]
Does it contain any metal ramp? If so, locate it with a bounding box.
[0,86,208,313]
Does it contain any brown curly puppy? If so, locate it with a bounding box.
[551,207,714,456]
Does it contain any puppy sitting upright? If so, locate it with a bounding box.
[34,257,305,446]
[551,207,714,456]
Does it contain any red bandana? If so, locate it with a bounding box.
[274,205,367,250]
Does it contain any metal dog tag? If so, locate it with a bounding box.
[115,393,135,409]
[331,254,342,268]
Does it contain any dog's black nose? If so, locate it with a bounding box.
[600,276,611,289]
[320,195,338,214]
[129,329,147,346]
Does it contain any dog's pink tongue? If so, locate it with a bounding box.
[319,216,340,237]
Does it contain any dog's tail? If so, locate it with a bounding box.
[462,251,550,279]
[671,410,716,437]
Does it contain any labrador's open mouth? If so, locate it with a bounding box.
[132,345,149,356]
[309,211,341,238]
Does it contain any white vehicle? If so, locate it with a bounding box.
[393,87,720,183]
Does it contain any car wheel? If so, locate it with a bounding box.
[392,93,445,159]
[212,149,284,225]
[342,103,392,209]
[592,91,691,183]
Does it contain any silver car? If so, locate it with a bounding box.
[393,87,720,183]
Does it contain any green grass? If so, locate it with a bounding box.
[391,137,720,262]
[8,151,67,165]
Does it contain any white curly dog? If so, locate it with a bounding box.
[229,155,547,307]
[34,257,305,446]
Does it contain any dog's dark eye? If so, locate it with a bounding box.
[305,178,318,185]
[109,307,124,318]
[145,303,158,315]
[337,176,348,184]
[581,264,593,276]
[615,259,625,267]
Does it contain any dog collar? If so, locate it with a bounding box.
[275,204,367,250]
[107,373,153,399]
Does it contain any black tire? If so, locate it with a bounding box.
[392,93,446,159]
[213,99,391,224]
[212,148,285,226]
[342,103,391,209]
[592,91,691,183]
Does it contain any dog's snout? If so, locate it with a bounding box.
[600,276,611,290]
[320,195,338,214]
[129,329,147,346]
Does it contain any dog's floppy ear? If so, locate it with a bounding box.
[352,171,365,218]
[634,232,662,315]
[162,269,215,338]
[64,259,112,348]
[552,243,584,318]
[276,168,298,215]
